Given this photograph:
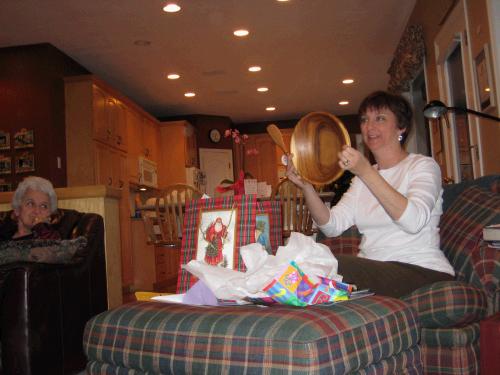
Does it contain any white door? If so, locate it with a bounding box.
[199,148,234,197]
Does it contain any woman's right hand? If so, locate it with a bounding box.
[285,153,312,190]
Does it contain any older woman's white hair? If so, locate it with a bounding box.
[12,176,58,213]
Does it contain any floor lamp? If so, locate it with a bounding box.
[423,100,500,122]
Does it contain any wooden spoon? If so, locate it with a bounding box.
[266,124,288,154]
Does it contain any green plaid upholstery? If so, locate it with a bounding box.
[316,177,500,375]
[419,323,480,375]
[401,281,487,328]
[84,296,421,374]
[439,185,500,314]
[86,348,423,375]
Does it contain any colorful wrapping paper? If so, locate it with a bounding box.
[263,261,351,306]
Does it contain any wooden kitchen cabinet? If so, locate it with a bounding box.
[244,133,279,188]
[242,128,294,189]
[92,84,127,151]
[125,108,159,185]
[142,117,160,164]
[157,120,198,188]
[126,108,144,184]
[93,144,134,286]
[65,75,134,288]
[154,245,181,292]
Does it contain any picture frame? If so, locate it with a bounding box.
[474,43,496,112]
[0,156,12,175]
[15,152,35,173]
[196,207,238,268]
[255,213,272,253]
[0,131,10,150]
[256,200,282,255]
[14,128,34,149]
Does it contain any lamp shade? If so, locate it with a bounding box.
[423,100,449,119]
[423,100,500,122]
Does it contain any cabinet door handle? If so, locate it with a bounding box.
[108,177,113,186]
[119,180,124,189]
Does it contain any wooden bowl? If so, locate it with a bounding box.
[290,111,351,186]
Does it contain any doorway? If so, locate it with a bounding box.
[433,0,480,182]
[446,44,473,181]
[199,148,234,197]
[410,69,431,156]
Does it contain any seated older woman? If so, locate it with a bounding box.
[1,176,60,240]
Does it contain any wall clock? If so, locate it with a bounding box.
[209,128,222,143]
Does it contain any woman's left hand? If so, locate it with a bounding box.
[338,145,371,177]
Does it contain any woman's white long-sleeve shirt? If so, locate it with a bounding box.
[318,153,455,276]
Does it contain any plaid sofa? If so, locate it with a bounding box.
[84,297,422,374]
[83,176,498,374]
[320,175,500,374]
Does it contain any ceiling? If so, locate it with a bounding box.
[1,0,416,124]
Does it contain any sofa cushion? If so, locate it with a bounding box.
[439,185,500,314]
[402,281,487,329]
[84,296,421,374]
[0,237,87,265]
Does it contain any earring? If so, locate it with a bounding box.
[398,134,403,142]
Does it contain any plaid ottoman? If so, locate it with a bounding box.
[83,296,422,374]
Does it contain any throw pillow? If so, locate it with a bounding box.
[0,237,88,265]
[440,185,500,286]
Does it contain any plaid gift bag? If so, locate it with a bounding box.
[177,195,259,293]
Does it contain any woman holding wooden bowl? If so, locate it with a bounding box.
[286,91,454,297]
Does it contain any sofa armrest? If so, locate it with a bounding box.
[401,281,488,329]
[1,263,67,374]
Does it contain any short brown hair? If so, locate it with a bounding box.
[358,91,413,143]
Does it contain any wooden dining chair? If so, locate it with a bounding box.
[272,177,316,238]
[153,184,203,247]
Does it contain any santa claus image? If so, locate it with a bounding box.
[203,217,228,266]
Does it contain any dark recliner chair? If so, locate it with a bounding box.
[0,209,108,375]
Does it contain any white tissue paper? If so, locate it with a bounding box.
[183,232,341,300]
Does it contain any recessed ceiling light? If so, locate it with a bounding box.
[339,100,349,105]
[234,29,249,37]
[184,92,196,98]
[266,106,276,111]
[163,3,181,13]
[167,73,180,80]
[257,87,269,92]
[277,0,290,2]
[133,40,151,46]
[248,66,262,72]
[342,78,354,84]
